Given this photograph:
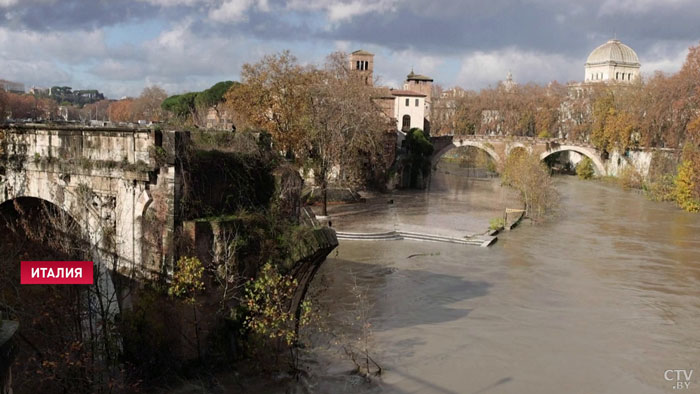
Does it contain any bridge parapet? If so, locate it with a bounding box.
[438,133,596,149]
[0,124,157,177]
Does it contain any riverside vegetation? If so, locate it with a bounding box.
[432,42,700,213]
[0,51,393,394]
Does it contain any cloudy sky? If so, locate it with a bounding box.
[1,0,698,98]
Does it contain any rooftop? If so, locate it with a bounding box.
[586,39,640,66]
[352,49,374,56]
[390,89,426,97]
[406,71,433,82]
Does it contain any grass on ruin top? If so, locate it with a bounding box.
[192,210,262,223]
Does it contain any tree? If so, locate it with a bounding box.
[576,157,595,179]
[452,91,483,136]
[195,81,237,111]
[161,81,238,127]
[224,51,314,154]
[590,91,616,152]
[404,128,434,188]
[306,52,390,215]
[132,86,168,122]
[502,150,559,220]
[161,92,197,121]
[81,99,111,122]
[602,109,638,152]
[674,159,700,212]
[108,98,135,123]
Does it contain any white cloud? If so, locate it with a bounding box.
[369,47,444,89]
[0,0,18,7]
[209,0,253,22]
[90,22,257,96]
[0,27,106,89]
[208,0,269,22]
[640,42,691,76]
[456,48,579,89]
[1,59,71,86]
[598,0,693,15]
[0,22,251,97]
[0,28,107,62]
[136,0,208,6]
[287,0,402,22]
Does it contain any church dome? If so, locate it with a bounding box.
[585,39,640,66]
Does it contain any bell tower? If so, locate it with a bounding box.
[350,50,374,85]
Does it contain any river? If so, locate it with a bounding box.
[300,166,700,394]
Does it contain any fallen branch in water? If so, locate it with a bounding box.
[407,252,441,259]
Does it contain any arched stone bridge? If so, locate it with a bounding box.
[0,124,181,279]
[431,134,609,175]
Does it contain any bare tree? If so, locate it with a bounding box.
[306,52,390,215]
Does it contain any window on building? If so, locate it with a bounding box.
[628,73,632,81]
[616,72,619,80]
[415,99,419,107]
[402,115,411,131]
[405,98,409,107]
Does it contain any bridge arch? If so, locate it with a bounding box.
[0,183,107,249]
[540,145,606,176]
[506,142,531,157]
[432,139,502,168]
[0,193,120,315]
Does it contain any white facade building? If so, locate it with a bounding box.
[584,39,641,83]
[0,79,24,93]
[349,49,432,140]
[391,89,426,132]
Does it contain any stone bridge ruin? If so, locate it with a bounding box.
[0,124,181,279]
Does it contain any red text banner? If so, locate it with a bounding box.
[21,261,94,285]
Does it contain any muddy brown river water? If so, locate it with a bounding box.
[298,168,700,394]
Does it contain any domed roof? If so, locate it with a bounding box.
[407,70,433,82]
[586,39,640,66]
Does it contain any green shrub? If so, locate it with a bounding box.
[404,128,434,188]
[575,157,595,179]
[489,217,505,230]
[537,130,551,139]
[149,145,168,167]
[645,174,676,202]
[240,262,309,346]
[168,256,205,304]
[674,160,700,212]
[618,166,644,190]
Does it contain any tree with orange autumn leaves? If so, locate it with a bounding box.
[107,86,168,123]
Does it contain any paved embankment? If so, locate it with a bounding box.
[335,230,497,247]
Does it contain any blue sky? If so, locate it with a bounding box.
[1,0,698,99]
